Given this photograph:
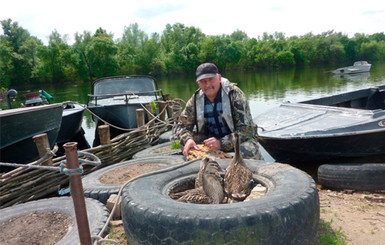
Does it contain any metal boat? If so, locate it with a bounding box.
[0,104,63,166]
[23,90,86,144]
[255,85,385,164]
[332,61,371,75]
[87,75,164,144]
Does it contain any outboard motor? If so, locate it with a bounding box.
[6,89,18,109]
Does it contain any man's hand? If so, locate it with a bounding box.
[183,138,200,157]
[203,137,220,151]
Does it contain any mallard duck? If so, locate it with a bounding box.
[224,132,254,201]
[174,157,225,204]
[202,159,225,204]
[195,157,210,189]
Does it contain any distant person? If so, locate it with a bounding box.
[177,63,263,159]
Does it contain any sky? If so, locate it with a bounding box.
[1,0,385,44]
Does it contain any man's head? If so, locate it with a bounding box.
[196,63,221,101]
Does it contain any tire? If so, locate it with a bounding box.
[318,163,385,191]
[121,159,320,245]
[83,156,185,204]
[158,130,173,143]
[132,141,183,159]
[0,197,109,245]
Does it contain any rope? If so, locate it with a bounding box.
[63,95,183,133]
[0,151,101,176]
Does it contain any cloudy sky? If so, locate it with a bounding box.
[1,0,384,44]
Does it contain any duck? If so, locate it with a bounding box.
[202,159,225,204]
[173,157,225,204]
[224,132,254,201]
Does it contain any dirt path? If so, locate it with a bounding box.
[318,188,385,244]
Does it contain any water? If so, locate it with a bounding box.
[2,62,385,149]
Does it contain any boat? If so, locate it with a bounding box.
[254,85,385,164]
[87,75,164,144]
[23,90,86,144]
[332,61,371,75]
[0,103,64,166]
[56,103,85,144]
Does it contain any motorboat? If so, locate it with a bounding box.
[255,85,385,164]
[332,61,371,75]
[23,90,86,144]
[0,103,63,166]
[87,75,164,145]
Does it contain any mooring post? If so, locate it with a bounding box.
[163,94,173,118]
[145,103,155,126]
[63,142,92,245]
[98,125,111,145]
[136,108,145,133]
[158,101,167,121]
[32,133,52,165]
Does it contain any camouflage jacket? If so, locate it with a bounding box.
[177,77,257,152]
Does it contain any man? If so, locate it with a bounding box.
[177,63,262,159]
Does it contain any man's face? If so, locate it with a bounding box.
[197,74,221,100]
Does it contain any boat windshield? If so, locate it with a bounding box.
[94,77,156,95]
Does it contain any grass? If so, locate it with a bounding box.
[317,219,347,245]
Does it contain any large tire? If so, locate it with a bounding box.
[132,141,183,159]
[318,163,385,191]
[83,156,185,204]
[121,159,320,245]
[0,197,109,245]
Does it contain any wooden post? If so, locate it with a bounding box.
[145,104,155,126]
[158,101,167,121]
[163,94,173,119]
[136,109,145,128]
[32,133,52,165]
[98,125,111,145]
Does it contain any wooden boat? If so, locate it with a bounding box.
[255,85,385,164]
[87,75,164,144]
[0,104,63,165]
[332,61,371,75]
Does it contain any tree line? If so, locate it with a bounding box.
[1,18,385,88]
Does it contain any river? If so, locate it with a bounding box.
[2,62,385,158]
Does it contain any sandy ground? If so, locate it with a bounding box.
[317,188,385,244]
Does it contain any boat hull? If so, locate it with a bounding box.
[56,104,85,143]
[0,104,63,165]
[88,103,144,129]
[259,129,385,164]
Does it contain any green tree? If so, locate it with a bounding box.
[86,31,119,78]
[1,19,32,84]
[37,30,69,82]
[117,23,148,74]
[72,31,93,81]
[0,36,14,88]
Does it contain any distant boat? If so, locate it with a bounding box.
[87,75,164,145]
[0,104,63,165]
[332,61,371,75]
[255,85,385,164]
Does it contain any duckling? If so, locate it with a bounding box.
[202,159,225,204]
[224,132,254,201]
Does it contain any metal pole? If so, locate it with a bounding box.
[63,142,92,245]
